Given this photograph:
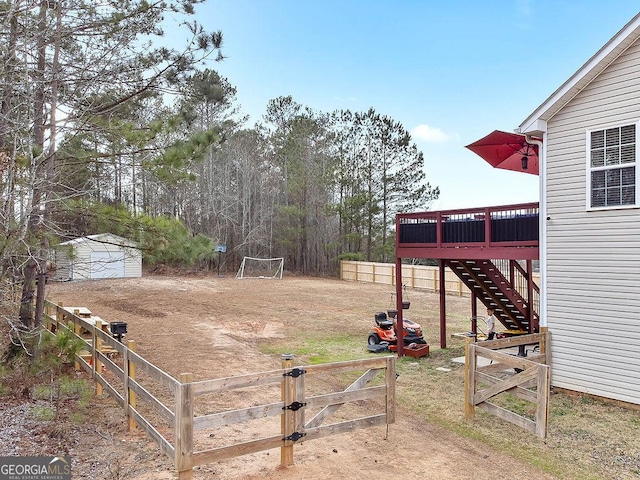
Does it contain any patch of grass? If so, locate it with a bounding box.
[375,332,638,480]
[32,384,52,400]
[31,405,56,421]
[491,392,536,420]
[59,377,92,408]
[259,333,372,364]
[70,411,86,424]
[0,365,11,397]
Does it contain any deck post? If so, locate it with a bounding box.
[527,259,534,332]
[439,259,447,348]
[395,256,405,357]
[484,207,491,247]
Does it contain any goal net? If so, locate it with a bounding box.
[236,257,284,279]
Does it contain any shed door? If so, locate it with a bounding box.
[90,251,125,279]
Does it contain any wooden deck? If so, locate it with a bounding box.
[396,202,539,260]
[393,202,541,354]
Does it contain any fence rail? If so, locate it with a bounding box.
[43,301,395,479]
[340,260,540,297]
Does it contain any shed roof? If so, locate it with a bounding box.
[519,13,640,135]
[59,233,139,249]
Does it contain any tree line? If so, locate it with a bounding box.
[0,0,439,328]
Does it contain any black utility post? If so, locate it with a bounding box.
[215,244,226,276]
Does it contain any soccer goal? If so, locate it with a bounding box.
[236,257,284,279]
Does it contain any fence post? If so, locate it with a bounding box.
[54,302,63,333]
[126,340,137,431]
[385,356,396,426]
[43,302,50,331]
[281,353,295,467]
[535,363,551,439]
[89,320,97,380]
[95,320,103,396]
[72,309,81,334]
[73,309,81,371]
[175,372,194,480]
[432,267,437,293]
[464,340,476,418]
[539,328,550,365]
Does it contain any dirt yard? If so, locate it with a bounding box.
[40,275,563,480]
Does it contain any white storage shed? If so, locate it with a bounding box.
[54,233,142,281]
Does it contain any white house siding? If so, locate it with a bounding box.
[55,234,142,280]
[545,40,640,405]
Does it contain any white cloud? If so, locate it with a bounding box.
[411,124,454,143]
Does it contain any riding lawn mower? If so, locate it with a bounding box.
[368,310,427,349]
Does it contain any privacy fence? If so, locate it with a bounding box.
[340,260,540,298]
[43,301,396,479]
[340,260,467,295]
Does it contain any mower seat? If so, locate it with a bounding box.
[374,311,394,329]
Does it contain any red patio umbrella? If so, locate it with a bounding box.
[465,130,539,176]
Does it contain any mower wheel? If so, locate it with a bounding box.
[368,333,381,345]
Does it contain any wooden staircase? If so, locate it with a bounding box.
[446,259,538,332]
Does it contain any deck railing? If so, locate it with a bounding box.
[397,202,539,249]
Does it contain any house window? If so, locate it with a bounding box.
[589,124,637,208]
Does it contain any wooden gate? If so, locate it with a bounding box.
[464,332,551,438]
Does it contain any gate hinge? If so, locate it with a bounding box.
[283,368,306,378]
[283,401,307,411]
[283,431,306,442]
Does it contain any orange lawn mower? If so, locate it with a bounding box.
[367,309,427,352]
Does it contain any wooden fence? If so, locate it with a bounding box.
[340,260,541,297]
[464,332,551,438]
[43,301,396,479]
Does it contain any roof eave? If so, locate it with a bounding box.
[519,13,640,135]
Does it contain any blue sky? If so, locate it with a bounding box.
[180,1,640,210]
